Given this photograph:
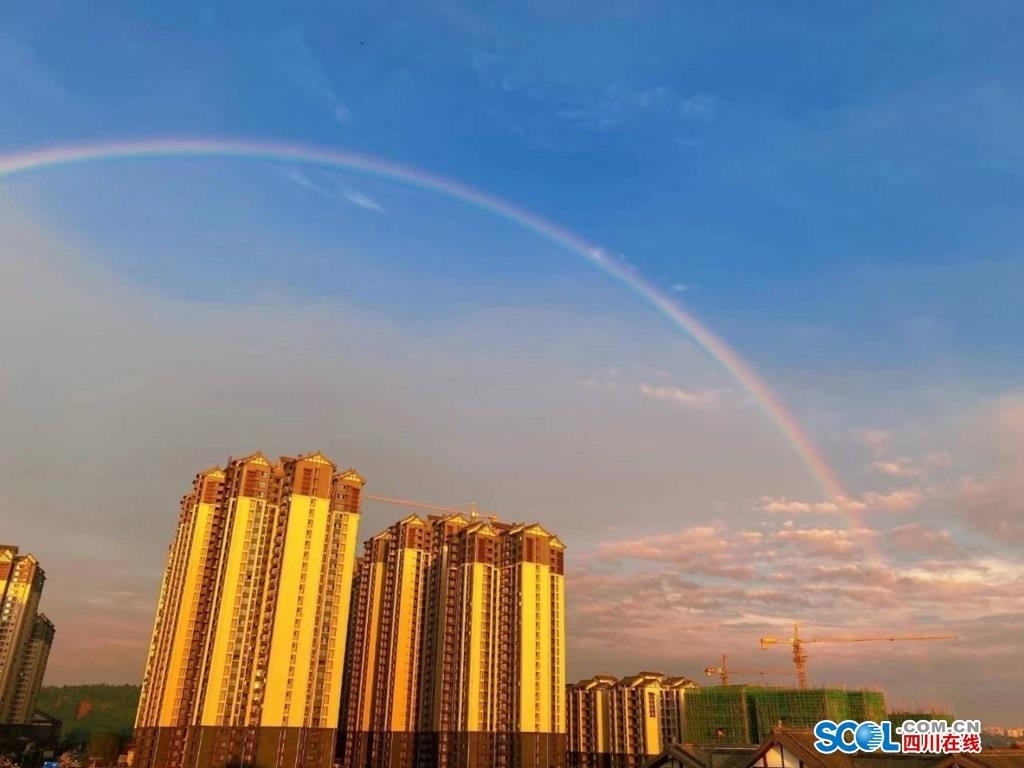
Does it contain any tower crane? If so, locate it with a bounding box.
[364,494,492,520]
[703,653,796,685]
[759,623,957,690]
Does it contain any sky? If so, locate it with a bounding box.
[1,0,1023,724]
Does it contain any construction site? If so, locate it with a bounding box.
[565,626,958,768]
[683,624,956,747]
[682,684,887,745]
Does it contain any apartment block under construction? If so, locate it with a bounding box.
[567,672,696,768]
[0,545,55,725]
[682,685,887,745]
[338,512,567,768]
[132,452,365,768]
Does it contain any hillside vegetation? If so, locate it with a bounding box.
[36,685,140,746]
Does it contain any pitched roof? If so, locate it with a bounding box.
[642,729,1022,768]
[933,753,1024,768]
[642,745,757,768]
[235,450,270,466]
[337,468,366,485]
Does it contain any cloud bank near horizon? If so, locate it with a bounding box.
[1,202,1021,722]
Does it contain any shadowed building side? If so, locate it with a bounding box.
[133,452,364,768]
[8,614,56,724]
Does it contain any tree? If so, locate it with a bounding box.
[86,731,122,765]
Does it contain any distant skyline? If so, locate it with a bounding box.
[1,1,1023,724]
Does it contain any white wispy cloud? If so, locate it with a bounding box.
[342,189,385,213]
[639,383,718,408]
[281,168,334,199]
[277,30,351,125]
[280,168,385,214]
[466,41,717,139]
[679,93,716,121]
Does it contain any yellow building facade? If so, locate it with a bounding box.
[339,514,566,768]
[567,673,695,768]
[133,452,364,768]
[0,546,52,725]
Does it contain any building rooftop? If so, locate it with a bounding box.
[644,728,1024,768]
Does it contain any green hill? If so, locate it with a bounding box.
[36,684,140,746]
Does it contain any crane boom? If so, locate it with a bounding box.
[364,494,484,518]
[364,494,464,514]
[704,654,794,685]
[759,623,956,689]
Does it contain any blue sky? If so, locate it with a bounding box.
[4,1,1022,379]
[2,1,1024,722]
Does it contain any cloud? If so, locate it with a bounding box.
[569,516,1023,718]
[861,487,926,513]
[759,497,864,515]
[851,428,891,454]
[277,30,351,125]
[885,523,961,558]
[868,452,951,479]
[773,526,874,557]
[923,452,952,469]
[342,188,385,213]
[671,283,688,293]
[281,168,335,199]
[3,196,1020,719]
[0,32,85,125]
[1,201,840,686]
[870,458,924,478]
[951,394,1024,544]
[679,94,716,121]
[552,86,717,133]
[280,167,385,213]
[760,487,925,515]
[464,36,716,139]
[639,384,718,408]
[958,473,1024,544]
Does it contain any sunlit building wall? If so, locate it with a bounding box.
[339,513,567,768]
[568,673,695,768]
[133,452,364,768]
[0,545,51,725]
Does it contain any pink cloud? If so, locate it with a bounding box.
[760,488,925,516]
[638,383,718,408]
[773,527,874,557]
[870,459,925,478]
[886,523,961,557]
[851,427,891,454]
[862,487,926,512]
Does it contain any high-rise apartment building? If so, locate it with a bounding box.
[567,676,618,768]
[133,451,365,768]
[339,513,566,768]
[9,614,56,724]
[0,545,53,725]
[567,673,695,768]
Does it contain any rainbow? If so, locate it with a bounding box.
[0,137,850,508]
